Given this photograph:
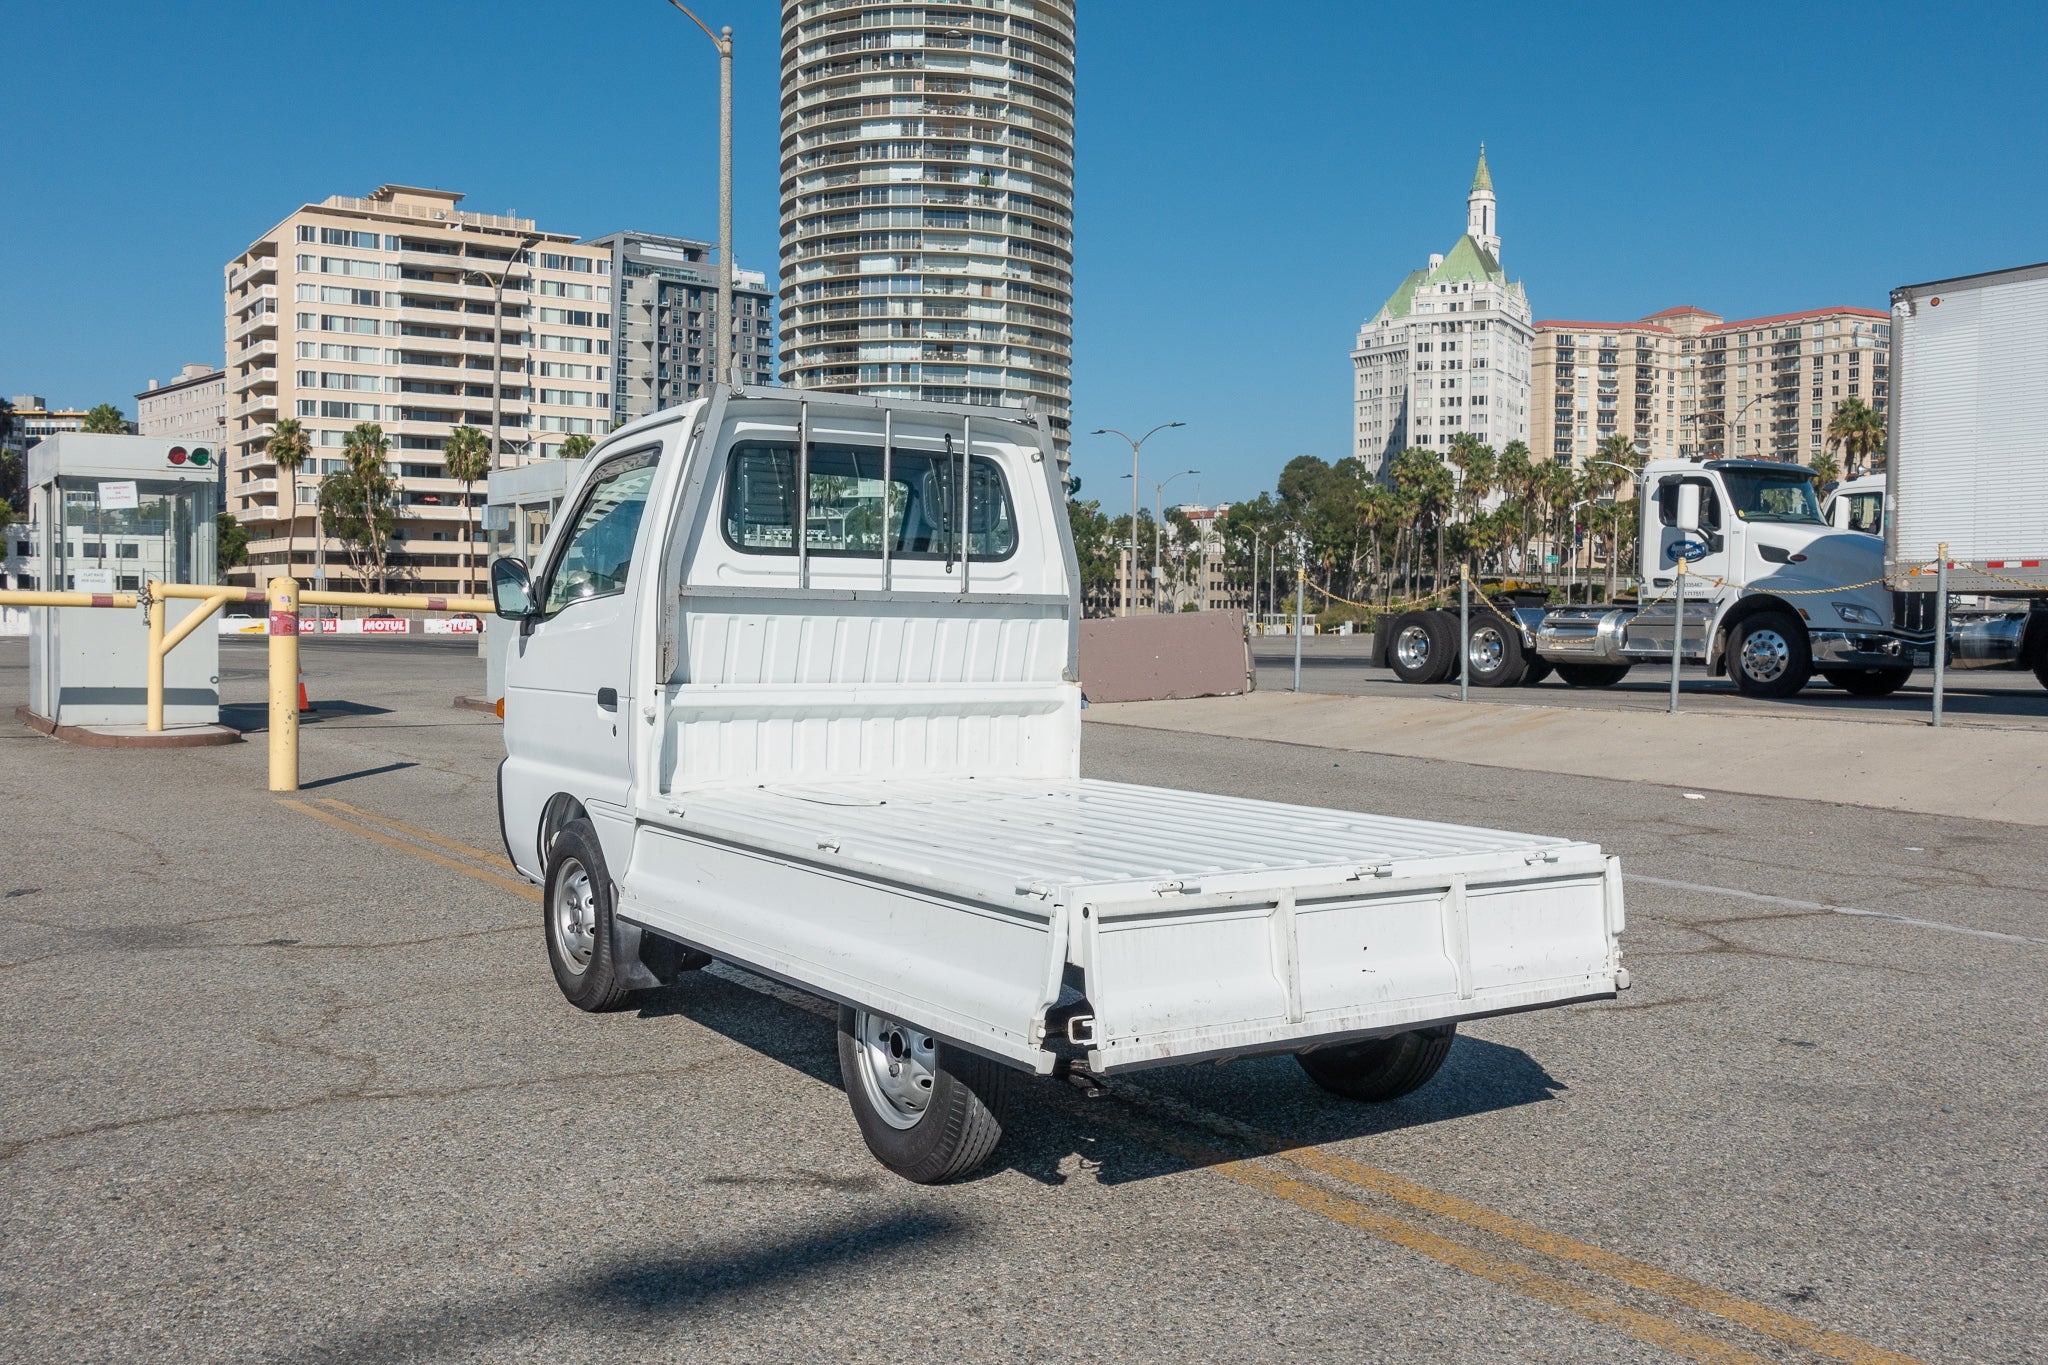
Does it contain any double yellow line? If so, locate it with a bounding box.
[281,796,1924,1365]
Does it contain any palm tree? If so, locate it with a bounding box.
[1494,440,1534,579]
[558,433,594,460]
[81,404,128,434]
[267,418,312,583]
[441,426,492,594]
[341,422,396,592]
[1825,398,1886,477]
[1806,448,1841,489]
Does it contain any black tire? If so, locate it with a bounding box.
[1521,658,1554,686]
[1823,668,1912,698]
[837,1006,1011,1183]
[1728,610,1813,698]
[544,818,636,1012]
[1464,616,1527,687]
[2030,636,2048,692]
[1297,1024,1457,1102]
[1555,662,1632,688]
[1388,611,1456,684]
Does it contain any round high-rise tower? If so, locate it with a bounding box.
[778,1,1075,447]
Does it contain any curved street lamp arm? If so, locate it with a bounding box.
[665,0,725,49]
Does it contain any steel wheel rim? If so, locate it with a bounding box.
[1740,628,1791,682]
[551,860,598,973]
[1468,626,1506,673]
[1395,624,1432,669]
[852,1010,937,1130]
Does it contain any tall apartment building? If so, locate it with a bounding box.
[778,0,1076,448]
[1352,149,1534,476]
[1530,305,1891,468]
[137,363,228,510]
[224,185,617,592]
[590,229,777,423]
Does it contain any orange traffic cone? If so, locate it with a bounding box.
[298,667,316,715]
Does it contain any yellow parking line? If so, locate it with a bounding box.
[315,798,506,868]
[277,800,540,903]
[1276,1145,1923,1365]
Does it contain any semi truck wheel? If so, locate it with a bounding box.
[1464,620,1527,687]
[544,818,636,1013]
[1389,611,1456,684]
[1823,668,1912,698]
[1521,659,1554,686]
[1729,611,1813,698]
[1555,662,1631,688]
[838,1006,1010,1184]
[1296,1024,1456,1102]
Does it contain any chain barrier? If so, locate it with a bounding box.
[1294,572,1451,616]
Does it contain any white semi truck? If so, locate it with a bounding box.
[1379,457,1927,698]
[489,389,1628,1183]
[1885,261,2048,691]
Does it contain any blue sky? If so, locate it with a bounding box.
[4,1,2044,503]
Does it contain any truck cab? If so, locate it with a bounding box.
[1532,459,1920,697]
[1821,473,1886,536]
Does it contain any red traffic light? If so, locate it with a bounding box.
[168,446,188,464]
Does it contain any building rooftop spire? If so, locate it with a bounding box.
[1472,144,1492,193]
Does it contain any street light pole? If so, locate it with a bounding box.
[461,229,543,472]
[1092,422,1184,617]
[668,3,736,390]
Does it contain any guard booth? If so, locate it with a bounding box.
[26,434,221,728]
[481,457,581,703]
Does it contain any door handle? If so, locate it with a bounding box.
[596,687,619,711]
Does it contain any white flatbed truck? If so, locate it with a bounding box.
[491,389,1627,1182]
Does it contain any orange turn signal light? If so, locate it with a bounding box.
[494,697,505,719]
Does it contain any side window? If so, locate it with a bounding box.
[1847,492,1883,535]
[1655,479,1721,530]
[721,441,1017,560]
[541,449,661,615]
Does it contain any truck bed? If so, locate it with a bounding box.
[619,778,1624,1075]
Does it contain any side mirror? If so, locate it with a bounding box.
[491,557,536,620]
[1675,483,1703,534]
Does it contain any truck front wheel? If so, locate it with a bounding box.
[1297,1024,1456,1102]
[1729,611,1813,698]
[1823,668,1912,698]
[837,1007,1011,1183]
[1389,611,1456,684]
[1555,662,1631,688]
[544,818,636,1013]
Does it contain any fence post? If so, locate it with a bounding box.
[268,576,301,792]
[1459,564,1470,703]
[1292,558,1305,693]
[1932,544,1948,729]
[146,585,166,732]
[1668,559,1686,715]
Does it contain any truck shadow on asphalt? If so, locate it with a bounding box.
[221,700,394,731]
[267,1210,967,1363]
[636,969,1567,1190]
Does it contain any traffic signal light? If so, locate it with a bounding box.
[166,446,212,467]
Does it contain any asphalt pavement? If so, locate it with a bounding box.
[1,635,2042,1363]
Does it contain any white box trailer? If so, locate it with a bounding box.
[490,389,1627,1182]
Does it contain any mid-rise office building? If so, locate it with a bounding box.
[590,229,777,423]
[778,0,1076,448]
[224,185,618,592]
[4,397,94,456]
[1352,149,1534,475]
[1530,305,1891,467]
[137,363,228,509]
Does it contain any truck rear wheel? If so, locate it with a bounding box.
[1389,611,1456,684]
[544,818,636,1013]
[1297,1024,1456,1102]
[837,1006,1010,1184]
[1465,619,1527,687]
[1823,668,1912,698]
[1555,662,1631,688]
[1729,611,1813,698]
[1521,658,1554,686]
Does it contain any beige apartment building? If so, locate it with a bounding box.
[1532,304,1891,468]
[224,185,616,594]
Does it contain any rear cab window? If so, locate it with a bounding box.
[721,440,1017,561]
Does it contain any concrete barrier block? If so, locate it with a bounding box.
[1079,611,1250,703]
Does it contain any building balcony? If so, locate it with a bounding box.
[233,367,279,394]
[231,309,279,344]
[230,394,279,421]
[235,337,278,364]
[229,256,279,289]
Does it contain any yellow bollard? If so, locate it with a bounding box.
[268,577,300,792]
[147,585,167,732]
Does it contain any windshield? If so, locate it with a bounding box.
[1721,470,1823,524]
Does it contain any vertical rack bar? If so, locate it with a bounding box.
[880,409,893,592]
[1668,560,1685,714]
[796,400,810,589]
[960,415,972,595]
